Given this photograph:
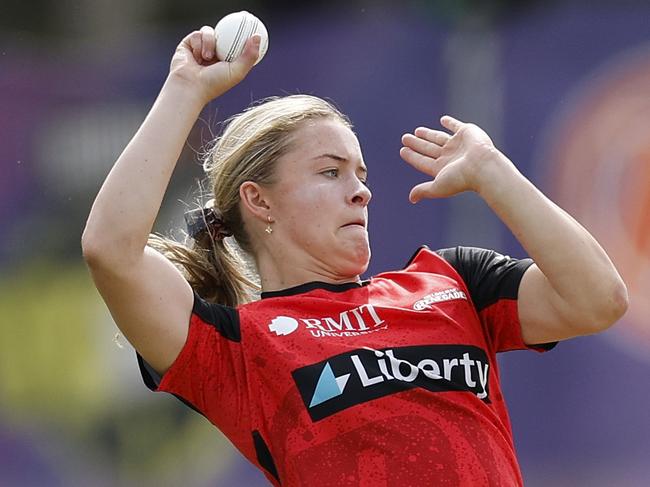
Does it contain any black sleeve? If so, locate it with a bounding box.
[137,291,241,392]
[436,246,534,312]
[436,246,556,352]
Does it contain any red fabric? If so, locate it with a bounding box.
[153,248,545,486]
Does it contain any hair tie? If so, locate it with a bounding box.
[184,202,233,240]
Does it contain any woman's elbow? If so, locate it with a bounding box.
[81,225,103,266]
[81,224,139,272]
[584,278,629,333]
[607,278,630,325]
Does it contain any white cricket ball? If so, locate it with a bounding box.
[214,11,269,65]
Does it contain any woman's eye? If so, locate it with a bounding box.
[323,169,338,178]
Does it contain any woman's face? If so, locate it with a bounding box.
[266,117,372,279]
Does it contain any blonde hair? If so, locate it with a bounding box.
[149,94,352,306]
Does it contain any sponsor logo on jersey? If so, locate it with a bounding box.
[308,363,351,407]
[292,345,490,421]
[268,304,387,338]
[413,287,467,310]
[268,316,299,336]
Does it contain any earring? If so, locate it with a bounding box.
[265,216,273,234]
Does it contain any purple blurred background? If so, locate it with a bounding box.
[1,1,649,485]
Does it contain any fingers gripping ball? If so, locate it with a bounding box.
[215,11,269,65]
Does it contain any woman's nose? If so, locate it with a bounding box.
[350,178,372,206]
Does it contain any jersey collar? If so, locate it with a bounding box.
[261,280,370,299]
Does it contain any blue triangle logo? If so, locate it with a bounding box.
[309,362,350,408]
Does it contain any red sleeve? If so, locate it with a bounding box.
[136,292,254,450]
[422,246,557,353]
[478,296,555,353]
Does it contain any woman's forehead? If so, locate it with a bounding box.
[289,118,362,158]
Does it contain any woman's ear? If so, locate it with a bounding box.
[239,181,271,222]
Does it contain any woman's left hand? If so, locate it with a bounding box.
[400,116,513,203]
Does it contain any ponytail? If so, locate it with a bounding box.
[147,232,258,307]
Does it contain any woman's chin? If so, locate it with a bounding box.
[340,246,371,276]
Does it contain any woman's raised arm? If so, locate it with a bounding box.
[400,116,628,344]
[82,28,261,374]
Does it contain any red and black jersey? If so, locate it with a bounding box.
[138,246,554,486]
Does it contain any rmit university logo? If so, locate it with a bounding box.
[268,304,387,338]
[292,345,490,421]
[268,316,299,336]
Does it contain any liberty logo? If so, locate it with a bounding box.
[292,345,491,421]
[268,316,299,336]
[309,363,351,407]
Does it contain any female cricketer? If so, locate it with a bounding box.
[82,26,628,486]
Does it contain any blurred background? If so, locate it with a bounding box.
[2,0,649,485]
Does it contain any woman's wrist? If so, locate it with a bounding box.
[473,151,522,198]
[162,71,213,112]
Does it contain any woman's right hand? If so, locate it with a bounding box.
[168,25,261,106]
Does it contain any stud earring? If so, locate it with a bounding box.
[265,216,273,234]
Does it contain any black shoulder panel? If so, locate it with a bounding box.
[252,430,280,483]
[136,352,207,416]
[403,245,431,268]
[137,352,161,391]
[192,292,241,342]
[436,246,533,312]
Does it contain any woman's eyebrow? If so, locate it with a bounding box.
[312,153,346,162]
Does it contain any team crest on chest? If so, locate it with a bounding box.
[413,287,467,311]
